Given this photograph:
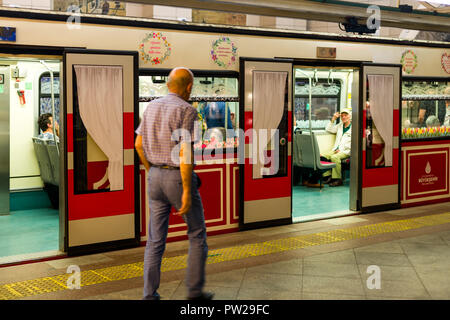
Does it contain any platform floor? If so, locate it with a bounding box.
[1,202,449,300]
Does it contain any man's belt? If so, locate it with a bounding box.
[151,164,180,170]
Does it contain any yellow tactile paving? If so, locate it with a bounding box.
[1,212,450,300]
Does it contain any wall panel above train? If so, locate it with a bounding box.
[1,16,449,77]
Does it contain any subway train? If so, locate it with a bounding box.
[0,8,449,265]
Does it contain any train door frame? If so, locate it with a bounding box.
[239,57,294,230]
[62,48,140,256]
[0,45,69,263]
[239,57,403,227]
[359,62,402,213]
[291,59,362,221]
[291,59,403,214]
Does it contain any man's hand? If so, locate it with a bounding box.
[174,141,194,216]
[174,190,192,216]
[55,121,60,137]
[135,135,151,171]
[332,112,340,122]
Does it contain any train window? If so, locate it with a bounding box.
[72,65,125,194]
[365,74,394,168]
[401,80,450,140]
[38,72,60,133]
[139,74,239,152]
[294,78,342,130]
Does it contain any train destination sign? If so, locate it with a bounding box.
[0,27,16,42]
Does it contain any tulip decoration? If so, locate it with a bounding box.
[402,126,450,139]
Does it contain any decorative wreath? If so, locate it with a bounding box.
[210,37,237,68]
[441,53,450,74]
[400,50,418,74]
[139,32,171,65]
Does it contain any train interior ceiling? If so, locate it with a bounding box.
[292,66,357,223]
[0,57,61,264]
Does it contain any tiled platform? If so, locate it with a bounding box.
[0,202,449,300]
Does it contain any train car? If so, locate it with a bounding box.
[0,8,448,265]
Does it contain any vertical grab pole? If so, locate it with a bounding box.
[40,61,59,155]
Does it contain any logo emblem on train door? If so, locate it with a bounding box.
[425,161,431,174]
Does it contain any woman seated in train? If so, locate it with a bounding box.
[320,108,352,187]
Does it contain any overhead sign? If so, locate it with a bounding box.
[317,47,336,59]
[0,27,16,42]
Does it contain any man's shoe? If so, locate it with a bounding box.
[323,176,332,184]
[329,179,343,187]
[187,292,215,300]
[306,181,321,188]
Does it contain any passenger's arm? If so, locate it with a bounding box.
[174,141,194,216]
[418,108,426,124]
[326,112,339,133]
[135,135,151,171]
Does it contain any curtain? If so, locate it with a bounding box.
[367,74,394,167]
[74,65,124,191]
[252,71,287,179]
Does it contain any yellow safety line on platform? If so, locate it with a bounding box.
[1,212,450,300]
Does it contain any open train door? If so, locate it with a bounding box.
[359,63,402,212]
[239,58,292,229]
[62,49,140,255]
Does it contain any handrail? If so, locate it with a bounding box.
[39,60,59,156]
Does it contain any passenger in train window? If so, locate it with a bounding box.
[418,100,445,127]
[321,108,352,187]
[426,115,440,128]
[202,101,233,129]
[37,113,59,142]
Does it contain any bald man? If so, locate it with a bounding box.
[135,67,213,300]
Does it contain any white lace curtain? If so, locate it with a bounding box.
[74,65,124,191]
[252,71,287,179]
[367,74,394,167]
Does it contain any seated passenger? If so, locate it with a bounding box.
[426,115,440,128]
[37,113,59,143]
[321,108,352,187]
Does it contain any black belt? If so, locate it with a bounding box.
[151,164,180,170]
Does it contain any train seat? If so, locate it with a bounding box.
[46,142,59,186]
[294,131,336,188]
[32,137,55,186]
[32,138,59,209]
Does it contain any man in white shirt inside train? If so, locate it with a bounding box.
[321,108,352,187]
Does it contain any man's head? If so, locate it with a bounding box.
[340,108,351,126]
[38,113,53,133]
[167,67,194,101]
